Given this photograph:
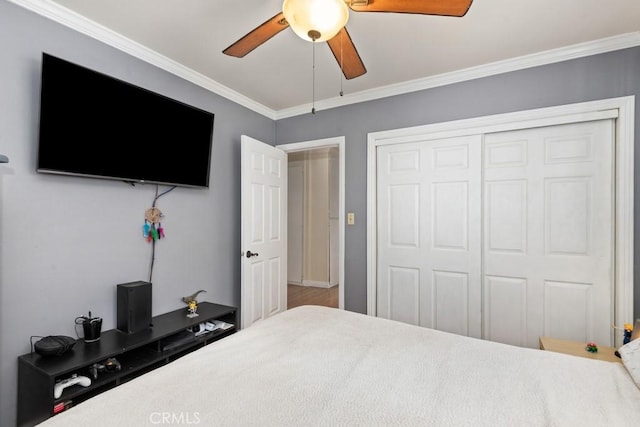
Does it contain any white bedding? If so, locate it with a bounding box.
[39,305,640,426]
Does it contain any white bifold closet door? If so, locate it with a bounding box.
[376,135,483,338]
[376,119,614,348]
[483,120,613,347]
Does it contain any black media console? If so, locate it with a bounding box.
[17,302,237,427]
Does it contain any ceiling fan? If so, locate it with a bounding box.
[223,0,474,80]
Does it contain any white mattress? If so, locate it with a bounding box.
[39,305,640,426]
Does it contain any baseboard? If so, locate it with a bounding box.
[302,280,334,289]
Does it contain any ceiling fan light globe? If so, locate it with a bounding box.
[282,0,349,42]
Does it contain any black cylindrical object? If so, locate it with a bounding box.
[82,318,102,343]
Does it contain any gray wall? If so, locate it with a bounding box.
[275,47,640,318]
[0,1,273,425]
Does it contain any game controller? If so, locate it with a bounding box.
[106,357,121,370]
[53,374,91,399]
[89,357,122,380]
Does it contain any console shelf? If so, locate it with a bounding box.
[17,301,237,427]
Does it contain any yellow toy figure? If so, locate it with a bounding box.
[613,322,634,345]
[182,290,206,318]
[187,300,198,318]
[623,323,633,345]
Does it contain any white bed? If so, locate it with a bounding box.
[38,305,640,426]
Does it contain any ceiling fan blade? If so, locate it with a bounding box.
[327,27,366,80]
[347,0,473,17]
[223,12,289,58]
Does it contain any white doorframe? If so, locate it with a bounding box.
[277,137,346,310]
[367,96,635,345]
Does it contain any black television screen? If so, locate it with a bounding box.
[37,53,214,188]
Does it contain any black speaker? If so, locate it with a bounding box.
[117,281,152,334]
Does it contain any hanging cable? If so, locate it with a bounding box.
[307,29,321,114]
[311,38,316,114]
[152,185,176,207]
[147,184,176,283]
[339,30,344,97]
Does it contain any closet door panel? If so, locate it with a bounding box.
[434,271,469,336]
[483,119,614,347]
[377,136,482,338]
[376,143,424,325]
[484,275,528,347]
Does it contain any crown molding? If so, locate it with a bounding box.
[10,1,640,121]
[275,31,640,119]
[8,0,277,119]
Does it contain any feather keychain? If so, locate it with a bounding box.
[143,221,151,238]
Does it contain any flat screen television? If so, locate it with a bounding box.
[37,53,214,188]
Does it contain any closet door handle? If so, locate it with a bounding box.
[246,250,259,258]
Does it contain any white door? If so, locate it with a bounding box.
[376,135,482,338]
[483,120,614,347]
[241,135,287,329]
[376,119,614,347]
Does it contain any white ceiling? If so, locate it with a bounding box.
[15,0,640,118]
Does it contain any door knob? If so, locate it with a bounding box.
[246,250,259,258]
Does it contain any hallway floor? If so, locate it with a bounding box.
[287,284,338,309]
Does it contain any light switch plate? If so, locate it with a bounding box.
[347,212,355,225]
